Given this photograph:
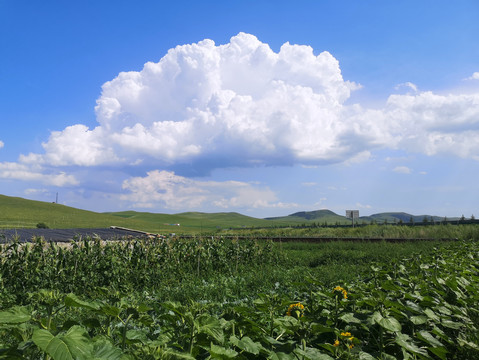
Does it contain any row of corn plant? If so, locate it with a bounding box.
[0,236,280,306]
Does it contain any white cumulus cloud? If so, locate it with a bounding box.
[0,140,4,149]
[121,170,297,210]
[32,32,368,170]
[384,91,479,159]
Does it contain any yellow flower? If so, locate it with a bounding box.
[340,332,352,337]
[286,302,305,318]
[333,286,348,299]
[349,336,354,341]
[349,344,354,349]
[333,340,340,347]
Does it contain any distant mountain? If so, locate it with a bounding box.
[359,212,459,224]
[265,209,349,224]
[265,209,460,224]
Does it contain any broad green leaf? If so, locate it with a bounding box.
[441,320,462,329]
[457,338,479,350]
[369,311,383,326]
[208,343,238,359]
[0,306,31,324]
[378,317,402,332]
[395,333,428,357]
[416,330,444,348]
[410,316,427,325]
[33,326,92,360]
[294,347,333,360]
[125,329,148,344]
[358,351,376,360]
[99,304,121,318]
[33,329,74,360]
[197,315,224,343]
[311,323,335,334]
[405,301,422,314]
[160,349,195,359]
[427,346,448,360]
[267,351,296,360]
[339,312,361,324]
[91,338,124,360]
[230,336,261,355]
[64,294,100,311]
[381,280,401,291]
[423,308,440,322]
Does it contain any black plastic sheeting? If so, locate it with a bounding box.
[0,228,147,243]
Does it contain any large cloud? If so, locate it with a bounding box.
[121,170,298,210]
[24,34,479,172]
[29,33,367,170]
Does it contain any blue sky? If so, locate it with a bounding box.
[1,0,478,218]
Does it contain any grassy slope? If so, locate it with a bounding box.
[0,195,157,232]
[0,194,289,233]
[106,210,291,231]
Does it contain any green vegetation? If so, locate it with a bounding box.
[0,232,478,359]
[0,194,297,232]
[222,223,479,242]
[0,194,472,234]
[0,195,157,231]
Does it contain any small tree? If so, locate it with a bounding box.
[471,214,475,220]
[36,222,49,229]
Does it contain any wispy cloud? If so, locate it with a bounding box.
[393,166,412,174]
[464,72,479,81]
[0,162,78,186]
[356,202,371,209]
[395,82,418,93]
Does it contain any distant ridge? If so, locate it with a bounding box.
[265,209,460,224]
[264,209,348,223]
[0,193,463,232]
[359,212,459,223]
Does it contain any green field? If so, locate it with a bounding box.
[1,193,478,358]
[0,232,478,359]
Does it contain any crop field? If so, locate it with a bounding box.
[0,227,478,359]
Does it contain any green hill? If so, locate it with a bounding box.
[265,209,350,224]
[105,210,275,231]
[0,194,159,232]
[359,212,457,224]
[0,194,285,233]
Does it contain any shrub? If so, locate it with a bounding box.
[36,222,49,229]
